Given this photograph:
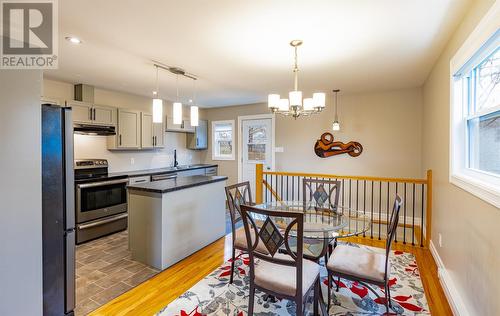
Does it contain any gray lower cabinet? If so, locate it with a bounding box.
[186,119,208,150]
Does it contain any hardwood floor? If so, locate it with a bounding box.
[90,234,452,316]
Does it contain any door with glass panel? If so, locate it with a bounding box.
[241,118,273,200]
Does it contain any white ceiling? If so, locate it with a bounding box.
[45,0,470,107]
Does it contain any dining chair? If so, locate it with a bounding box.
[302,178,341,211]
[303,178,342,261]
[240,204,321,316]
[326,194,402,313]
[225,182,268,284]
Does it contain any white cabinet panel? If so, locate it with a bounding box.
[68,101,92,124]
[153,122,165,148]
[141,112,154,149]
[118,109,141,149]
[93,104,116,125]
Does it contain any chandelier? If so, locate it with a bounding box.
[268,40,326,118]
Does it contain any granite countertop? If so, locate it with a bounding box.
[127,175,228,194]
[108,163,218,178]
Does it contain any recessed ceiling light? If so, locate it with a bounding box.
[65,36,82,44]
[152,91,158,95]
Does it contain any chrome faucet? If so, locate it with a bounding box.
[173,149,179,168]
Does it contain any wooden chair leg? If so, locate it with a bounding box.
[327,272,332,312]
[387,280,393,308]
[229,247,236,284]
[248,284,255,316]
[296,296,304,316]
[384,282,390,314]
[313,279,319,316]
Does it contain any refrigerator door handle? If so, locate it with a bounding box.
[64,108,75,230]
[65,230,76,313]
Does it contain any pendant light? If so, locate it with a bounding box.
[332,89,341,131]
[268,40,326,119]
[173,75,182,125]
[190,78,199,127]
[152,66,163,123]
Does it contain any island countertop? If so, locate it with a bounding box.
[127,175,228,194]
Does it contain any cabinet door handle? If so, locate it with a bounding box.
[119,135,122,146]
[181,120,184,129]
[153,136,156,146]
[196,138,199,147]
[93,108,96,120]
[89,108,92,120]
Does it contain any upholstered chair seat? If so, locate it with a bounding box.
[326,245,387,283]
[234,227,269,255]
[254,254,320,297]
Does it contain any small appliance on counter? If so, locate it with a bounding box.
[74,159,128,244]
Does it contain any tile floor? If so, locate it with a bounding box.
[75,230,160,315]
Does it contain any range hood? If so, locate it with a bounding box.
[72,84,116,136]
[74,124,116,136]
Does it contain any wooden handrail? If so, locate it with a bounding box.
[255,163,433,248]
[261,170,427,184]
[425,169,432,247]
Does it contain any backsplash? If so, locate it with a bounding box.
[74,132,202,173]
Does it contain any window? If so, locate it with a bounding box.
[212,120,235,160]
[450,18,500,207]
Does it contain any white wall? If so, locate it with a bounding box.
[43,78,203,172]
[421,0,500,315]
[0,70,43,315]
[202,88,423,185]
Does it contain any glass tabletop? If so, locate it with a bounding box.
[251,200,371,240]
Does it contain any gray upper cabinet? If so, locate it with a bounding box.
[68,101,116,126]
[93,104,117,125]
[165,116,195,133]
[109,109,141,149]
[68,101,93,124]
[141,113,165,149]
[186,119,208,150]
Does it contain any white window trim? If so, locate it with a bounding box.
[211,120,235,161]
[449,1,500,208]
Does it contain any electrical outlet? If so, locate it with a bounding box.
[438,233,442,247]
[130,158,135,165]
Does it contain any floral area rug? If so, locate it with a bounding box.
[157,243,429,315]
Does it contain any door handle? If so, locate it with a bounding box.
[119,134,122,146]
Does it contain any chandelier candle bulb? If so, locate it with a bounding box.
[153,98,163,123]
[278,99,290,111]
[289,91,303,107]
[268,94,280,109]
[190,106,199,127]
[303,98,314,111]
[173,102,183,125]
[313,93,326,108]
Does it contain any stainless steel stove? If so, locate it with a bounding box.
[74,159,128,244]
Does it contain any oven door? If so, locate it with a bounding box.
[76,178,128,223]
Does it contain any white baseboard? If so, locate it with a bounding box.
[429,241,470,316]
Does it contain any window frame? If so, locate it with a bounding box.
[449,2,500,208]
[211,120,235,161]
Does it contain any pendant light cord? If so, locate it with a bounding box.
[155,66,159,96]
[293,45,299,91]
[176,75,179,101]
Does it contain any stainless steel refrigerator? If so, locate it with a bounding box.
[42,104,75,316]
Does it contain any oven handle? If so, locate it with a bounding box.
[78,213,128,230]
[77,178,129,189]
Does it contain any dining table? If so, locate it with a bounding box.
[249,200,372,315]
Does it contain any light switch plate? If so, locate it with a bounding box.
[275,147,284,153]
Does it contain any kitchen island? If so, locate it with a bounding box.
[127,175,227,270]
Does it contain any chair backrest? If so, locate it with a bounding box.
[384,194,402,278]
[240,204,304,298]
[225,182,252,233]
[303,178,341,211]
